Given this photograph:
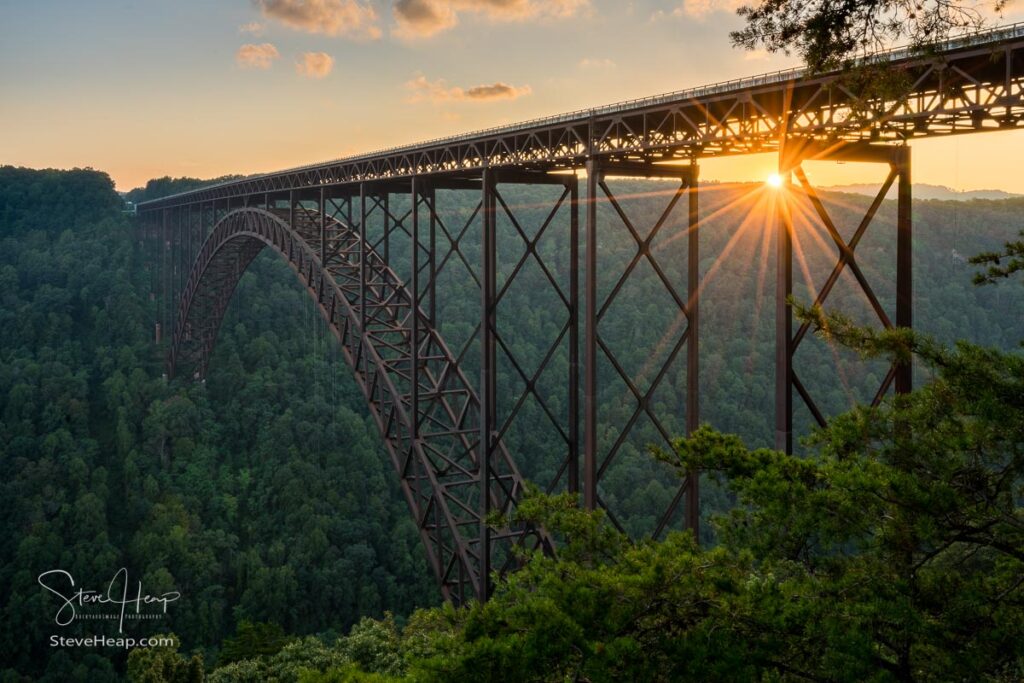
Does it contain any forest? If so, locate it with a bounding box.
[0,165,1021,681]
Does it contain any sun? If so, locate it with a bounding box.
[766,172,784,189]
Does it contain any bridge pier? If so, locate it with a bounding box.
[776,140,913,453]
[477,169,580,598]
[340,172,577,601]
[582,160,701,539]
[480,169,496,598]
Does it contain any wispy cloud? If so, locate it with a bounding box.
[392,0,457,38]
[393,0,589,39]
[579,57,615,69]
[405,75,532,103]
[256,0,381,39]
[463,82,532,100]
[295,51,335,78]
[236,43,280,69]
[239,21,266,35]
[665,0,744,20]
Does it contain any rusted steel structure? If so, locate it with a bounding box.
[138,23,1024,603]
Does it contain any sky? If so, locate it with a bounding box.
[1,0,1023,192]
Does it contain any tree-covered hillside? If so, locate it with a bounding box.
[123,176,246,206]
[1,166,1021,681]
[0,168,435,682]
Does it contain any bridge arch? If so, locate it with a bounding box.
[169,206,547,604]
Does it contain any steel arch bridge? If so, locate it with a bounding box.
[138,23,1024,603]
[170,204,550,604]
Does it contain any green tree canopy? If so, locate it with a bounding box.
[732,0,1013,70]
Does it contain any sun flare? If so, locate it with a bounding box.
[766,172,784,189]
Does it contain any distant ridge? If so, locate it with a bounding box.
[822,183,1023,201]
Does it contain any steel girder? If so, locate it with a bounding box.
[775,142,913,453]
[167,206,551,604]
[137,27,1024,213]
[409,173,582,502]
[582,161,701,538]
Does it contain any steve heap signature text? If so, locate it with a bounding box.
[37,568,181,633]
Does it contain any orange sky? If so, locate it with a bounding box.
[2,1,1023,192]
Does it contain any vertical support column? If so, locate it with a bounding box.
[895,147,913,394]
[568,175,580,496]
[190,206,196,281]
[359,183,368,331]
[775,167,794,454]
[178,207,185,328]
[162,208,169,342]
[174,207,180,335]
[383,193,390,266]
[685,164,700,534]
[479,168,497,601]
[320,188,326,265]
[289,191,295,244]
[411,177,421,439]
[185,205,191,296]
[155,211,163,344]
[428,185,437,328]
[191,204,197,272]
[178,207,184,324]
[583,159,599,511]
[346,191,354,232]
[169,208,174,333]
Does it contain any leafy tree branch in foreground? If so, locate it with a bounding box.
[971,229,1024,286]
[731,0,1012,71]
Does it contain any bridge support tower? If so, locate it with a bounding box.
[776,141,913,453]
[582,160,701,537]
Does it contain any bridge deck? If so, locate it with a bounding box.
[139,22,1024,209]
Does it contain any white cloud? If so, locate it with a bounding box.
[239,21,266,35]
[236,43,280,69]
[579,57,615,68]
[655,0,744,21]
[257,0,381,39]
[295,51,336,78]
[405,75,532,103]
[393,0,589,39]
[392,0,458,38]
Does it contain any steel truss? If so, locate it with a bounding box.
[167,202,552,604]
[138,28,1023,214]
[775,141,912,452]
[152,154,707,599]
[139,134,913,599]
[583,161,700,537]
